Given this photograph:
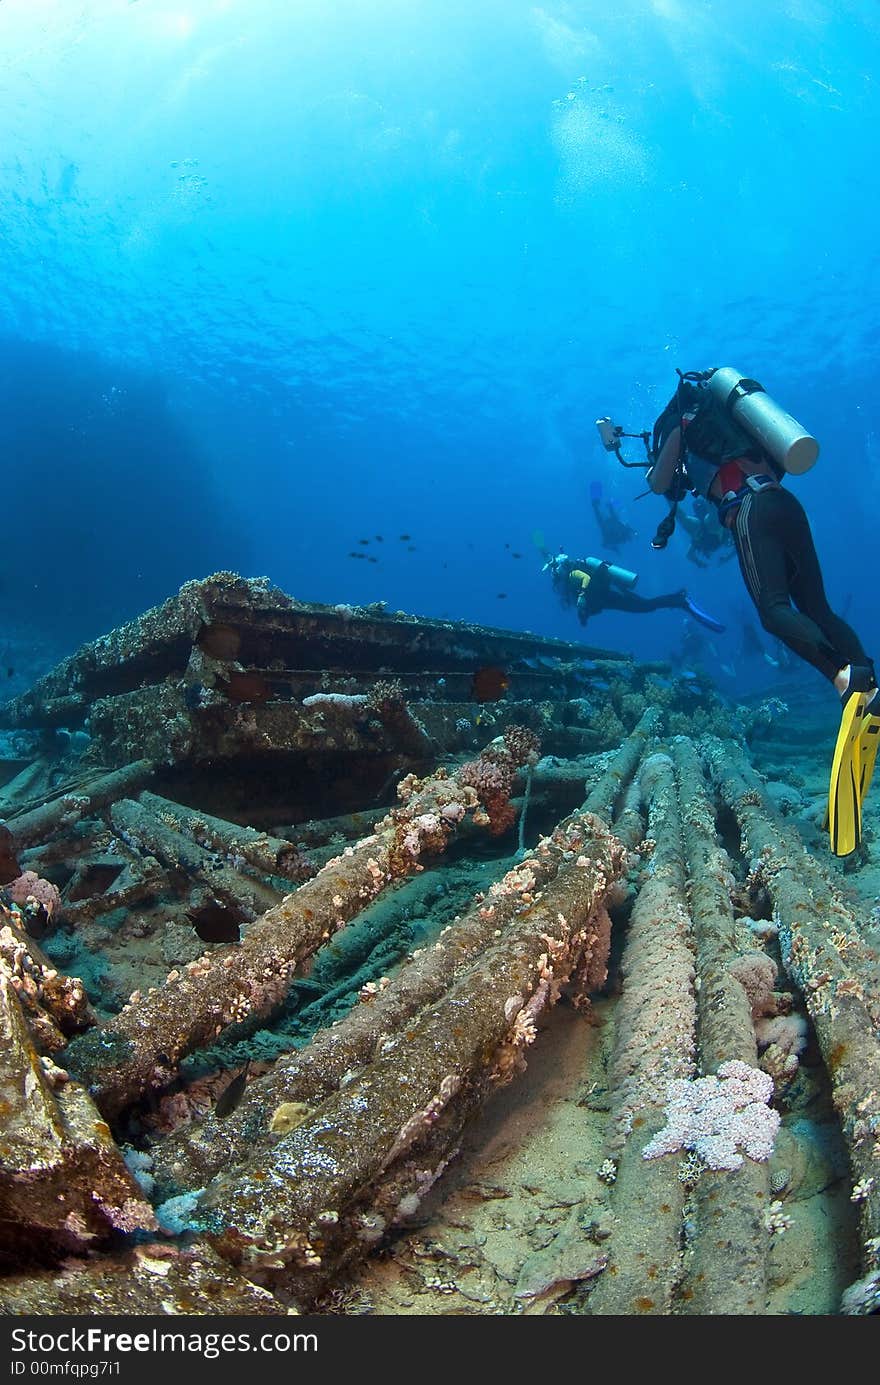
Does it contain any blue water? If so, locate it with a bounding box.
[1,0,877,693]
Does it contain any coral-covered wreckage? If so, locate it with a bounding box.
[0,572,878,1316]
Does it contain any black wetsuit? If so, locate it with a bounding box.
[730,485,868,681]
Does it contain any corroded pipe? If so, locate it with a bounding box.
[0,1244,285,1314]
[192,816,626,1308]
[0,975,155,1264]
[703,734,880,1268]
[149,712,661,1196]
[137,791,313,882]
[6,760,156,850]
[673,736,770,1316]
[589,751,697,1315]
[63,745,519,1119]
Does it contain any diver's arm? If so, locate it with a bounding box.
[647,426,681,495]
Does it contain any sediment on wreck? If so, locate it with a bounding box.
[672,736,770,1316]
[190,816,627,1309]
[150,709,661,1196]
[589,750,697,1316]
[0,973,156,1267]
[62,742,530,1120]
[704,735,880,1269]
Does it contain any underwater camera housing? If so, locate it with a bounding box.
[596,416,653,468]
[596,416,622,452]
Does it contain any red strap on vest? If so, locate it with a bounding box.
[717,459,747,493]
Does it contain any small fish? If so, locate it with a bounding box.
[512,552,522,559]
[217,672,272,705]
[197,622,242,661]
[504,542,510,548]
[374,535,384,542]
[214,1060,251,1118]
[407,545,417,552]
[187,901,245,943]
[183,681,205,711]
[497,592,508,599]
[358,538,370,545]
[367,556,378,563]
[471,665,510,703]
[399,533,411,541]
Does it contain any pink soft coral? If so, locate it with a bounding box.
[7,871,62,919]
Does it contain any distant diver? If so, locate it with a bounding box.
[590,480,637,553]
[596,366,877,856]
[676,495,737,568]
[739,613,794,671]
[544,552,725,633]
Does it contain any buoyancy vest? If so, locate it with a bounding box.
[653,381,780,502]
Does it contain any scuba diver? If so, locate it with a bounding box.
[590,480,637,552]
[676,495,737,568]
[544,552,725,632]
[739,613,795,672]
[596,367,876,856]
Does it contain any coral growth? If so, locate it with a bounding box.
[456,731,536,837]
[729,950,806,1087]
[643,1059,780,1171]
[6,871,62,921]
[458,751,517,836]
[503,724,542,767]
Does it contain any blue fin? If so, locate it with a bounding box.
[684,596,725,633]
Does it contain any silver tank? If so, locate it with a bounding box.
[706,366,819,475]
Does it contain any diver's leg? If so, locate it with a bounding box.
[780,491,871,670]
[732,489,843,681]
[601,589,686,615]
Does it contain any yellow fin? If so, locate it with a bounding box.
[828,691,871,856]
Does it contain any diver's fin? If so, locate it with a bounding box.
[683,595,726,633]
[858,707,880,805]
[828,690,872,856]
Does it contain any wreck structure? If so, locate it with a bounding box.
[0,573,878,1317]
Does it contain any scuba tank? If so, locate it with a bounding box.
[706,367,819,475]
[582,556,638,589]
